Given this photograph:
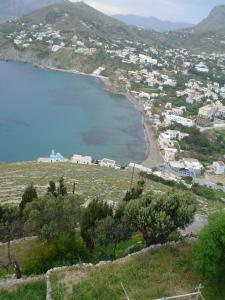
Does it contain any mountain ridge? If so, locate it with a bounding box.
[113,14,194,32]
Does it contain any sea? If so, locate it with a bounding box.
[0,61,147,164]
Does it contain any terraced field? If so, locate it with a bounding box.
[0,162,167,206]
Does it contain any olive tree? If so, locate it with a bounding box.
[125,190,197,246]
[19,184,38,215]
[80,198,113,257]
[23,194,82,241]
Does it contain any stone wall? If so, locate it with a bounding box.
[45,238,196,300]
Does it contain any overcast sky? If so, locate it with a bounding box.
[71,0,225,23]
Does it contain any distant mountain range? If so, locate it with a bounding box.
[0,0,61,22]
[113,14,194,32]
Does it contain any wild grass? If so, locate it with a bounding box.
[0,280,46,300]
[50,242,225,300]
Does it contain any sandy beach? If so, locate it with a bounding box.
[125,93,164,168]
[40,64,163,168]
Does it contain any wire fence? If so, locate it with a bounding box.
[120,283,205,300]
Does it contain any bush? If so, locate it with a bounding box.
[167,231,183,242]
[23,233,88,275]
[124,242,145,256]
[192,184,225,202]
[194,211,225,280]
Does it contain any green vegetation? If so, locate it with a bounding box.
[50,242,225,300]
[192,184,225,203]
[125,190,196,246]
[0,280,46,300]
[23,234,87,275]
[0,162,153,206]
[194,211,225,281]
[159,124,225,164]
[80,198,113,257]
[180,129,225,163]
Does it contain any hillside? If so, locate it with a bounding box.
[0,0,61,23]
[158,5,225,53]
[49,242,224,300]
[195,5,225,33]
[113,14,193,32]
[0,1,159,73]
[0,162,168,206]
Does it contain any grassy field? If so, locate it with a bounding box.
[49,242,225,300]
[0,162,171,206]
[0,161,224,221]
[0,280,46,300]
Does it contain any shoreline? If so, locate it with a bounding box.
[1,59,163,168]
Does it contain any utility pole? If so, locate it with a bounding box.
[130,163,135,190]
[72,181,77,194]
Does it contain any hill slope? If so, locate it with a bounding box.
[113,14,193,32]
[49,242,225,300]
[195,5,225,33]
[0,0,61,22]
[18,1,151,42]
[155,5,225,53]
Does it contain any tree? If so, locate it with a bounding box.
[47,181,57,197]
[0,206,22,278]
[57,177,67,196]
[123,180,145,202]
[125,190,197,246]
[80,198,113,257]
[194,211,225,280]
[95,215,132,259]
[19,184,38,215]
[23,194,82,241]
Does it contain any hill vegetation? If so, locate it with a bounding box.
[0,0,61,22]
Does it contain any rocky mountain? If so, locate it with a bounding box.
[113,14,193,32]
[0,0,61,23]
[194,5,225,33]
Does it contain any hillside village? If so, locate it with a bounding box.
[8,13,224,185]
[0,2,225,299]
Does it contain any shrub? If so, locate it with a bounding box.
[194,211,225,280]
[23,234,88,275]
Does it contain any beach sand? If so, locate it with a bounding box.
[125,93,163,168]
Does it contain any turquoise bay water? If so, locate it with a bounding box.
[0,61,147,164]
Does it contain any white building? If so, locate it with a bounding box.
[164,148,178,162]
[164,114,193,127]
[99,158,120,169]
[128,163,152,174]
[164,130,189,141]
[183,158,203,175]
[37,150,66,163]
[71,154,92,165]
